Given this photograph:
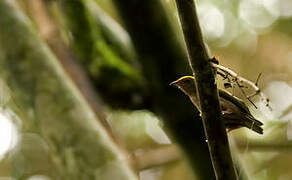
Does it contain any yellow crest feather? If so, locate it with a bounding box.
[176,76,195,81]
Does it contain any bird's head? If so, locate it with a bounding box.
[170,76,197,96]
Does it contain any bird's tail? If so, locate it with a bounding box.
[243,114,264,134]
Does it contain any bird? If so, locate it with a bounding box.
[170,76,263,134]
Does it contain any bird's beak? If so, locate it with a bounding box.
[169,80,178,86]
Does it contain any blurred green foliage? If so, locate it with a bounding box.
[0,0,292,179]
[0,0,137,179]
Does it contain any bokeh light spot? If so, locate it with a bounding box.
[239,0,278,29]
[0,111,18,160]
[27,175,51,180]
[198,3,225,40]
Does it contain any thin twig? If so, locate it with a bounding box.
[175,0,237,179]
[235,80,258,109]
[132,145,181,170]
[255,73,262,86]
[236,141,292,152]
[132,139,292,171]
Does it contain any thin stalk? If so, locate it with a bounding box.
[175,0,237,179]
[112,0,216,178]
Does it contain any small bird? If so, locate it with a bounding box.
[170,76,263,134]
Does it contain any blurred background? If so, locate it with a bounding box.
[0,0,292,179]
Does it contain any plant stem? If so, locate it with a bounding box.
[112,0,216,178]
[175,0,237,179]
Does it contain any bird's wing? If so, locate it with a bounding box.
[218,89,250,114]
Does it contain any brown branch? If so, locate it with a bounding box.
[175,0,237,179]
[132,140,292,170]
[112,0,215,178]
[131,145,181,170]
[236,141,292,152]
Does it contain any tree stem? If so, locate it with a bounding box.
[175,0,237,179]
[112,0,215,179]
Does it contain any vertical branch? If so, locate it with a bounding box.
[112,0,216,179]
[175,0,237,179]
